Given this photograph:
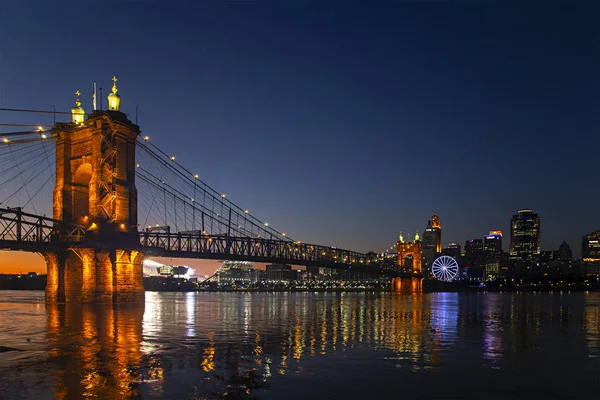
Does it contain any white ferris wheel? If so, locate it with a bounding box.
[431,255,459,282]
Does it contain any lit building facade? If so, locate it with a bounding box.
[431,215,442,253]
[442,243,461,259]
[509,209,541,266]
[422,215,442,272]
[538,241,573,277]
[483,231,502,280]
[156,265,195,279]
[216,261,258,283]
[265,264,296,281]
[582,230,600,275]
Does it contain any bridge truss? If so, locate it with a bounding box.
[0,108,372,268]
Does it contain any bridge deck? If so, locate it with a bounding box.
[0,207,371,268]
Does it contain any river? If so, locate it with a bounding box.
[0,291,598,399]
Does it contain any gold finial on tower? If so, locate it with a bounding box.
[71,90,85,124]
[399,231,404,243]
[111,76,118,93]
[108,75,121,111]
[415,230,420,241]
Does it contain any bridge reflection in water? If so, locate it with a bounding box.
[42,293,460,398]
[46,304,145,399]
[32,292,600,399]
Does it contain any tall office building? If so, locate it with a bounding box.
[431,215,442,253]
[582,230,600,275]
[465,239,484,277]
[558,241,573,263]
[483,231,502,280]
[422,215,442,271]
[509,209,540,266]
[442,243,461,259]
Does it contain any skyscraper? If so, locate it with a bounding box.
[465,239,484,277]
[483,231,502,280]
[582,230,600,275]
[558,241,573,264]
[442,243,461,259]
[509,209,540,266]
[422,215,442,271]
[431,215,442,253]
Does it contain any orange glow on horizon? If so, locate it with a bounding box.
[0,251,46,274]
[0,252,306,276]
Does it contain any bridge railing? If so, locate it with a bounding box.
[0,207,86,245]
[140,231,369,267]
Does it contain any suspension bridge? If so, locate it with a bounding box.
[0,81,380,302]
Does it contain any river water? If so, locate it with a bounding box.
[0,291,598,399]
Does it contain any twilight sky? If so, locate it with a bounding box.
[0,0,598,273]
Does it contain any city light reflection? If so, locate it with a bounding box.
[12,292,594,399]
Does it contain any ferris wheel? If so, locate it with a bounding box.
[431,255,459,282]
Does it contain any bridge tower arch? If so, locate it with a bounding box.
[396,233,422,274]
[391,231,424,293]
[46,83,144,303]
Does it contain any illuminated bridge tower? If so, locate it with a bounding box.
[45,79,144,303]
[392,231,423,293]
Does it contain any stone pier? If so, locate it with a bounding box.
[44,249,144,303]
[391,277,423,293]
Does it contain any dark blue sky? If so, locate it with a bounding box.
[1,1,598,256]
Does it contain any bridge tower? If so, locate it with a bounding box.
[392,231,423,293]
[45,81,145,303]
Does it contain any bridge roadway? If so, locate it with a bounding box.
[0,207,371,268]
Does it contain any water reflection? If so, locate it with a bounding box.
[0,291,598,399]
[482,295,503,368]
[46,303,144,399]
[136,292,466,395]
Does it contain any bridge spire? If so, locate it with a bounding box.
[108,75,121,111]
[71,90,85,124]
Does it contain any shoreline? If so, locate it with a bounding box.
[1,287,598,293]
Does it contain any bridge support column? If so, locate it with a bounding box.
[44,249,144,303]
[44,251,67,303]
[391,277,423,293]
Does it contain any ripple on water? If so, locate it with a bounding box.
[0,291,598,399]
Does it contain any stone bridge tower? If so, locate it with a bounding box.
[391,231,423,293]
[45,79,145,303]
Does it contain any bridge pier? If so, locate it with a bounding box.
[44,249,144,303]
[391,277,423,293]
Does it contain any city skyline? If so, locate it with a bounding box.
[0,1,598,273]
